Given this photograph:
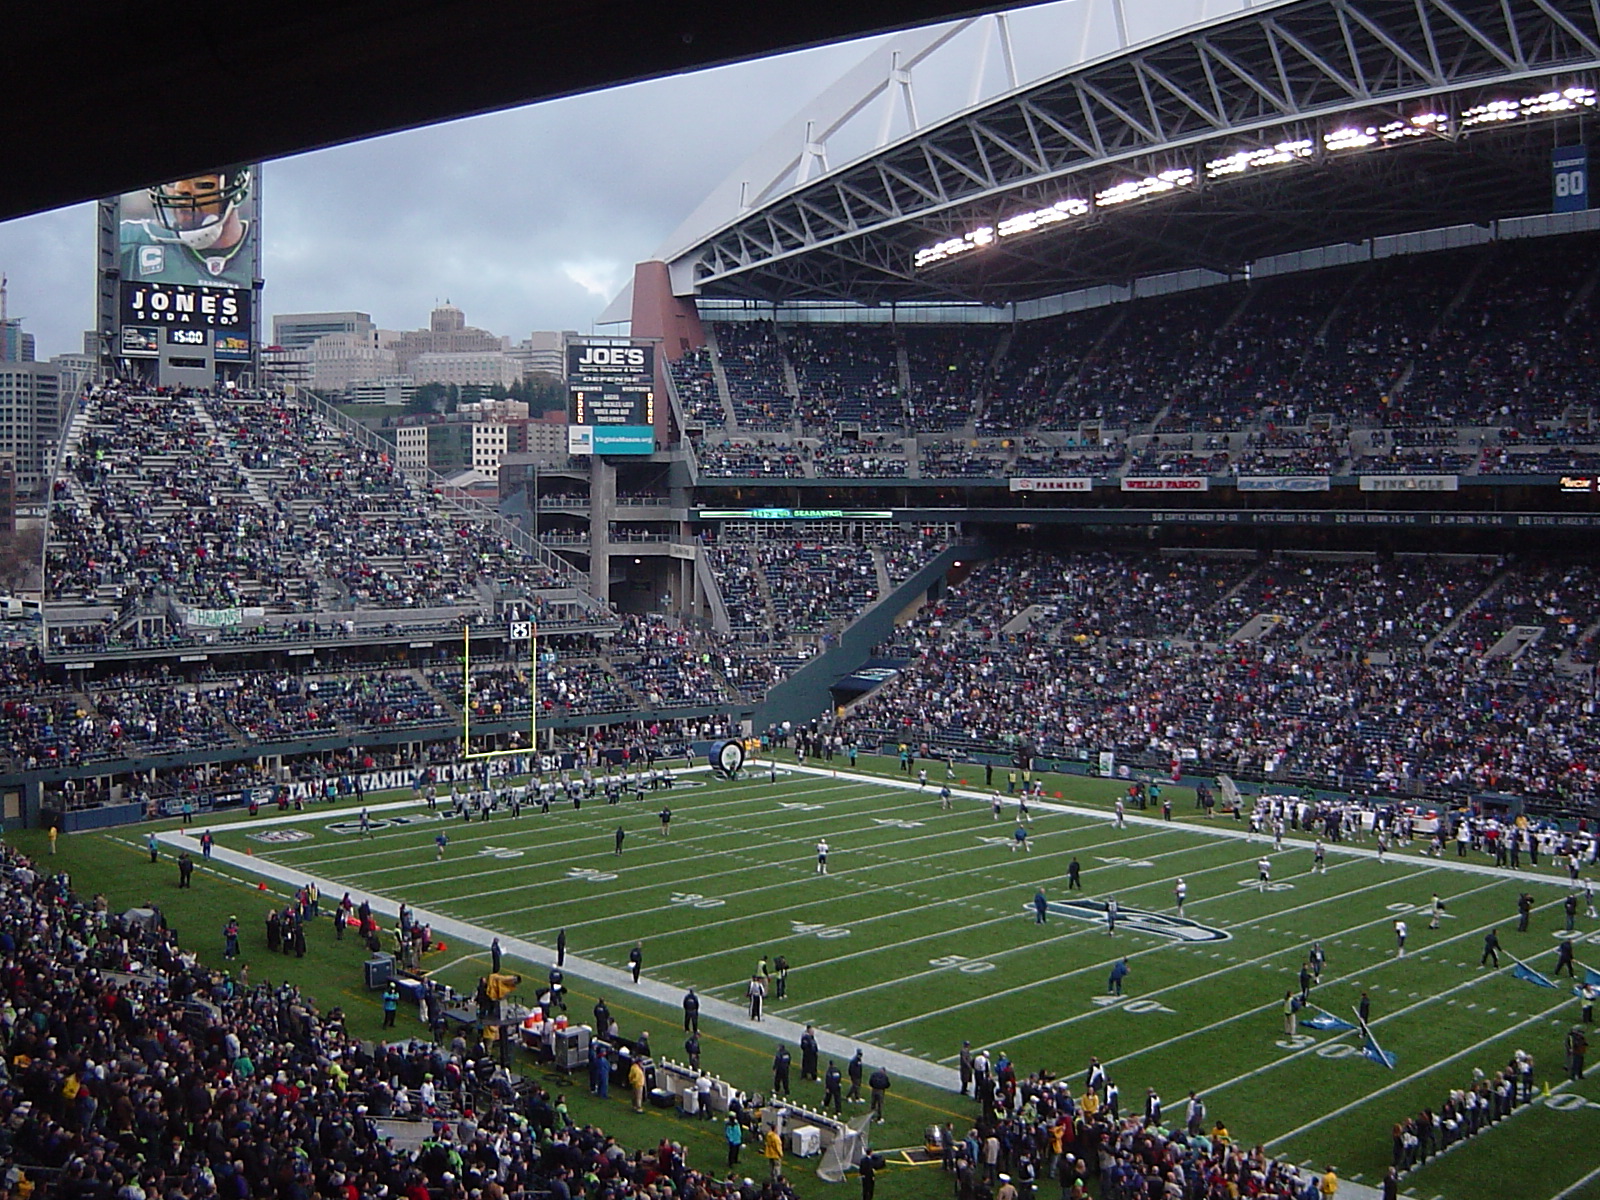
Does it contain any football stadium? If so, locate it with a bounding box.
[9,2,1600,1200]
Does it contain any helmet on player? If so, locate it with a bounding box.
[148,169,251,251]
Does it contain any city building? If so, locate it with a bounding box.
[261,344,313,392]
[409,349,520,390]
[392,417,509,477]
[272,311,376,351]
[509,330,576,380]
[48,352,97,399]
[310,329,400,391]
[0,279,34,364]
[0,456,14,538]
[346,377,415,406]
[517,410,571,465]
[393,304,506,374]
[457,398,529,421]
[0,362,62,496]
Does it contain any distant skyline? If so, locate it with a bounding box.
[0,0,1157,363]
[0,36,888,361]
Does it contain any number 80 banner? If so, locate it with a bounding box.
[1554,146,1589,213]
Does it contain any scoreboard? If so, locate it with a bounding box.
[567,341,655,456]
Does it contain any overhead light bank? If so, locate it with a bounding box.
[914,170,1191,268]
[913,87,1592,271]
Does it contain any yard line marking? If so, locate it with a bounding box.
[1262,996,1572,1150]
[1193,966,1506,1096]
[474,802,1178,926]
[1091,881,1546,1071]
[317,781,896,875]
[557,825,1187,955]
[680,833,1406,991]
[788,763,1595,888]
[1548,1159,1600,1200]
[863,864,1448,1041]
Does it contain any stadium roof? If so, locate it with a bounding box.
[661,0,1600,309]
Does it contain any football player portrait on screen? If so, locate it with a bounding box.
[119,167,254,288]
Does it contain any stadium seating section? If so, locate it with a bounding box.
[671,232,1600,479]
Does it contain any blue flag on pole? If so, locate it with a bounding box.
[1583,965,1600,988]
[1362,1040,1397,1069]
[1513,961,1557,989]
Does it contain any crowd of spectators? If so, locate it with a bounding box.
[1302,556,1499,658]
[609,616,742,710]
[843,550,1600,813]
[713,324,793,431]
[787,326,900,430]
[754,541,880,640]
[920,443,1011,479]
[692,440,805,479]
[0,620,749,773]
[903,326,994,432]
[808,435,908,479]
[0,839,813,1200]
[667,346,726,426]
[1399,235,1600,427]
[948,1053,1320,1200]
[667,232,1600,447]
[46,386,573,618]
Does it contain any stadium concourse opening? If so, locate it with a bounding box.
[460,621,538,761]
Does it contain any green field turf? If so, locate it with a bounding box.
[51,760,1600,1200]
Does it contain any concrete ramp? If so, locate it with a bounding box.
[1485,624,1544,660]
[1002,604,1043,636]
[1230,612,1287,643]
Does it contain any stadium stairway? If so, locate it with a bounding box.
[752,541,985,731]
[702,327,739,430]
[1422,568,1510,657]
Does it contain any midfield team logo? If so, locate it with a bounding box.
[1034,897,1231,942]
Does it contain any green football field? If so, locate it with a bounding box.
[169,762,1600,1199]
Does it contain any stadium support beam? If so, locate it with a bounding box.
[3,0,1067,223]
[679,0,1600,303]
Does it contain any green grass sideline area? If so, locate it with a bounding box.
[20,758,1600,1200]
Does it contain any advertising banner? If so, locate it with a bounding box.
[1235,476,1330,492]
[1358,475,1458,492]
[1121,476,1210,492]
[1008,477,1094,492]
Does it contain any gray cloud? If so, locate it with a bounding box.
[0,37,881,359]
[0,2,1118,360]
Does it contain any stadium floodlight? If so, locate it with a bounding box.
[916,198,1090,268]
[913,226,995,269]
[1324,113,1450,154]
[1094,168,1195,208]
[911,76,1579,274]
[1322,125,1379,151]
[1462,86,1596,129]
[1206,141,1314,180]
[997,198,1091,237]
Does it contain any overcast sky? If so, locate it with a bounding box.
[0,37,888,361]
[0,0,1236,361]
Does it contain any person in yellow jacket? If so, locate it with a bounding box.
[763,1126,785,1180]
[628,1060,646,1112]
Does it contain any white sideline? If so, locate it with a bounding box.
[147,819,964,1094]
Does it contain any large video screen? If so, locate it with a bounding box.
[119,165,256,289]
[116,165,257,357]
[567,341,656,456]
